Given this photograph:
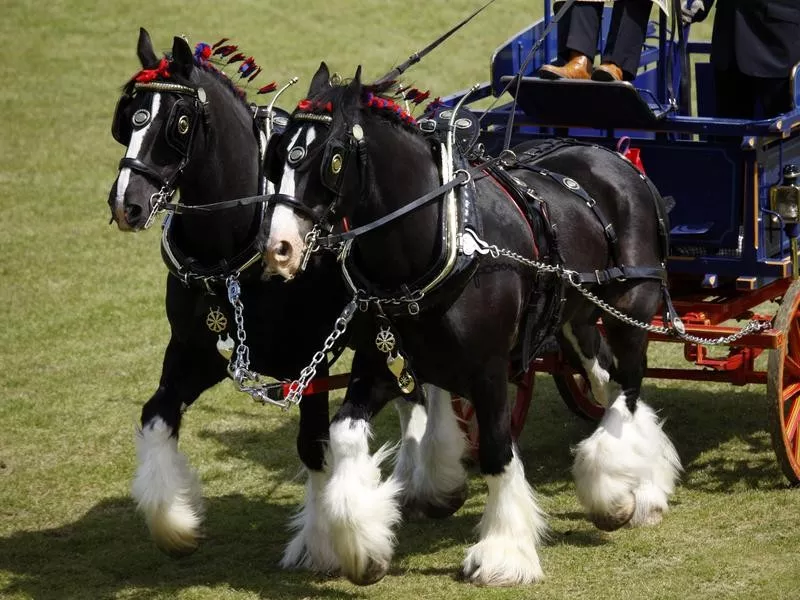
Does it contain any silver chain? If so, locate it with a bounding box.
[461,231,772,345]
[225,275,357,410]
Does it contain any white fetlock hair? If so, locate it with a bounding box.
[131,417,204,554]
[463,447,547,586]
[281,469,340,573]
[322,418,403,583]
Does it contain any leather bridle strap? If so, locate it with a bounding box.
[119,156,183,189]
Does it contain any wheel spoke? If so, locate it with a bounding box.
[790,315,800,354]
[784,355,800,382]
[785,394,800,440]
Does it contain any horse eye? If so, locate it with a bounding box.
[177,115,190,135]
[132,109,151,128]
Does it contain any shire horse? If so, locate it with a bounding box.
[107,30,460,563]
[258,63,682,586]
[106,29,354,555]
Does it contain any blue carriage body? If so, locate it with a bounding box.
[444,3,800,290]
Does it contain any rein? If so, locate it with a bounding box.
[315,152,511,249]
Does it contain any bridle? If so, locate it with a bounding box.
[112,81,208,228]
[264,110,369,245]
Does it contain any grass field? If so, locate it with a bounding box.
[3,1,799,599]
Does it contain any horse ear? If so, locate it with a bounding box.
[352,65,362,86]
[136,27,158,68]
[308,61,330,97]
[171,36,194,76]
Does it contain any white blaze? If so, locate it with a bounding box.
[267,125,317,251]
[113,93,162,212]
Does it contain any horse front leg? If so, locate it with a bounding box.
[462,357,547,586]
[281,376,339,573]
[132,338,225,555]
[318,351,405,585]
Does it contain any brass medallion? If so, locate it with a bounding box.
[206,307,227,333]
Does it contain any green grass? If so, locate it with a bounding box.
[2,1,798,599]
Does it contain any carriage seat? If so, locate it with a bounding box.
[500,76,671,130]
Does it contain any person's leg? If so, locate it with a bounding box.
[714,66,755,119]
[595,0,652,81]
[756,77,793,119]
[538,2,602,80]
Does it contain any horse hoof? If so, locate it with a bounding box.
[590,493,636,532]
[346,558,389,586]
[417,484,468,519]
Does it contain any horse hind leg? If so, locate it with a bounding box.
[281,391,340,574]
[406,384,467,518]
[571,321,681,531]
[132,388,205,556]
[561,321,619,407]
[391,395,428,514]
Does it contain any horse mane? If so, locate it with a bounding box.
[121,41,255,112]
[297,78,423,134]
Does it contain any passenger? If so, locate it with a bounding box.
[537,0,665,82]
[684,0,800,119]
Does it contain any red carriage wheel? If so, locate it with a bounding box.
[451,370,535,457]
[767,278,800,486]
[552,369,606,421]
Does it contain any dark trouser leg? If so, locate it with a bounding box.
[559,1,603,61]
[601,0,652,80]
[714,67,756,119]
[756,76,793,118]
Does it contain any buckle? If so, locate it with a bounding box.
[418,119,437,133]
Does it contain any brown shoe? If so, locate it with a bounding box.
[591,63,623,82]
[537,52,592,80]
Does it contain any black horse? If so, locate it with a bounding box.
[106,30,356,556]
[258,62,682,586]
[108,31,463,567]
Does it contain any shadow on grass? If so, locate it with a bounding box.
[0,495,363,600]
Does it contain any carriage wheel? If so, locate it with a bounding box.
[552,369,605,422]
[451,370,535,458]
[767,278,800,486]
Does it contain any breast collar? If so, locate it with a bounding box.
[340,143,481,317]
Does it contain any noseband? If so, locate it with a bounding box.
[113,81,208,227]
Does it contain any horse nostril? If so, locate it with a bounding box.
[126,204,143,223]
[275,241,291,259]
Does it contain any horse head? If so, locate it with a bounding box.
[107,28,259,232]
[259,62,433,280]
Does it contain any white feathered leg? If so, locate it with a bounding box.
[462,447,547,586]
[628,401,682,526]
[392,398,427,509]
[572,394,681,531]
[281,469,340,573]
[131,417,204,554]
[321,418,402,585]
[411,385,467,518]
